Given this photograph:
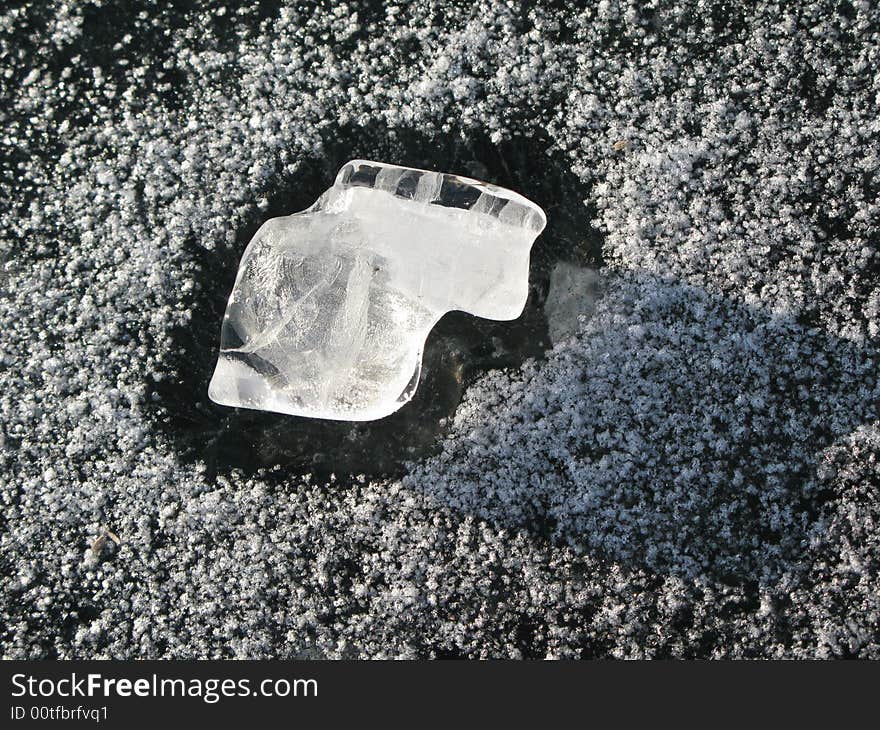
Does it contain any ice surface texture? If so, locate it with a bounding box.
[208,161,546,420]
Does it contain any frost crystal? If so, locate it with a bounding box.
[208,161,546,420]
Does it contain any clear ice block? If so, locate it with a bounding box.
[208,160,546,421]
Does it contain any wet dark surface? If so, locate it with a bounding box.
[151,125,602,479]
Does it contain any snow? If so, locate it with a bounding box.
[1,0,878,658]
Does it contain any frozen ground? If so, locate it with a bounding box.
[1,0,879,658]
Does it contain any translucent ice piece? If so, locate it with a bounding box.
[208,160,546,421]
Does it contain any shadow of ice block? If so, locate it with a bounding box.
[208,160,546,421]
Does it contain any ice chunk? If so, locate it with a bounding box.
[208,160,546,421]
